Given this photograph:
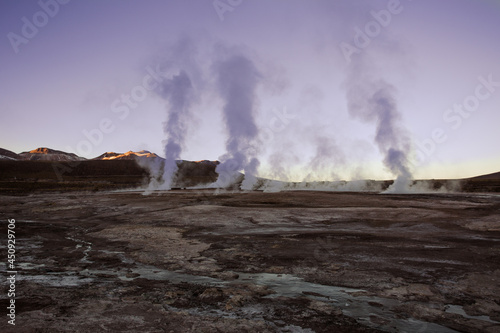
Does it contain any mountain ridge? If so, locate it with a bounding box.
[92,150,161,160]
[1,146,219,166]
[17,147,84,161]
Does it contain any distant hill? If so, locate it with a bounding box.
[461,171,500,192]
[0,148,20,160]
[19,147,85,162]
[0,146,220,194]
[93,150,162,160]
[469,171,500,180]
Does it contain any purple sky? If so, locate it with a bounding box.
[1,0,499,180]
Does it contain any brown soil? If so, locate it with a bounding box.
[1,190,499,332]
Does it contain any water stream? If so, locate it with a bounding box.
[6,231,498,332]
[76,263,459,333]
[65,235,93,263]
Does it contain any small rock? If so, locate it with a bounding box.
[407,284,435,297]
[268,266,285,274]
[225,295,246,311]
[370,315,391,326]
[125,272,140,278]
[309,300,343,316]
[246,284,274,296]
[218,271,240,280]
[121,296,137,303]
[199,288,224,301]
[328,264,341,271]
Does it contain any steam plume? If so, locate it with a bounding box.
[158,70,194,189]
[346,76,412,193]
[213,53,262,189]
[143,37,201,192]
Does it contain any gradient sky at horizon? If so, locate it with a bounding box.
[1,0,499,180]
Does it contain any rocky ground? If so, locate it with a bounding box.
[1,189,500,332]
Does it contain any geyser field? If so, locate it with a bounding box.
[1,186,500,332]
[3,1,500,332]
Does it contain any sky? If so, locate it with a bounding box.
[1,0,499,181]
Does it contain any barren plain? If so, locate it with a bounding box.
[1,189,500,332]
